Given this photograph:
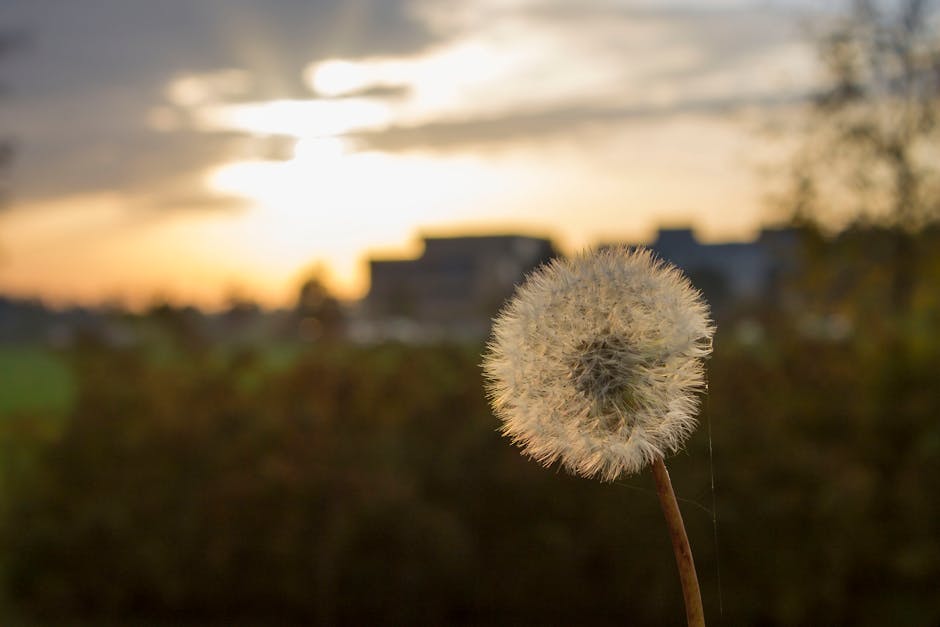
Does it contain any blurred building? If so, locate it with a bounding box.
[642,227,800,314]
[357,235,558,342]
[353,227,800,343]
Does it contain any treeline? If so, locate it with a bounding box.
[1,226,939,625]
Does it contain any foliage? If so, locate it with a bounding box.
[782,0,940,230]
[293,276,347,343]
[0,346,73,415]
[1,284,939,625]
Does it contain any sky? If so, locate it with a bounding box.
[0,0,829,308]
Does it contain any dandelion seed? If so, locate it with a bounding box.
[482,245,715,481]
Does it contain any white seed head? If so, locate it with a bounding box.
[482,246,715,481]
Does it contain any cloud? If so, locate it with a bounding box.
[0,0,820,208]
[515,2,814,87]
[7,126,294,208]
[2,0,435,100]
[336,0,818,153]
[322,83,413,101]
[0,0,437,206]
[349,89,809,153]
[334,0,817,154]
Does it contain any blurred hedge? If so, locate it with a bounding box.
[2,228,940,625]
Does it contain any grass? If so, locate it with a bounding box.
[0,346,75,416]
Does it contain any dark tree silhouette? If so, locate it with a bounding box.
[776,0,940,318]
[784,0,940,230]
[0,30,28,209]
[294,275,346,342]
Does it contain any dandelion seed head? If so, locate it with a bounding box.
[482,246,715,481]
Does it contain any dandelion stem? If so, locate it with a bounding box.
[651,455,705,627]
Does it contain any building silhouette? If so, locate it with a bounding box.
[359,235,557,341]
[357,227,798,342]
[643,227,799,314]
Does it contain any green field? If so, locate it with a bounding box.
[0,346,75,415]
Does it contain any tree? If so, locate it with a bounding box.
[776,1,940,320]
[0,31,23,208]
[294,275,346,342]
[784,0,940,230]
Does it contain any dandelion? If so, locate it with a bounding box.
[483,245,714,626]
[483,246,714,480]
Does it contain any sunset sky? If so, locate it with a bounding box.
[0,0,829,308]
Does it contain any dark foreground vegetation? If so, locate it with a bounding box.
[1,226,939,626]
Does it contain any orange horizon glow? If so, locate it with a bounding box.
[0,181,769,312]
[0,113,776,310]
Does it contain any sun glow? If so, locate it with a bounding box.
[196,98,391,137]
[205,137,547,298]
[292,136,347,162]
[303,29,636,126]
[310,60,375,97]
[303,40,544,120]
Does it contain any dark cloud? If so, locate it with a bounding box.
[0,0,817,207]
[1,0,434,100]
[350,90,809,153]
[7,123,295,205]
[345,1,815,153]
[0,0,436,205]
[322,83,412,101]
